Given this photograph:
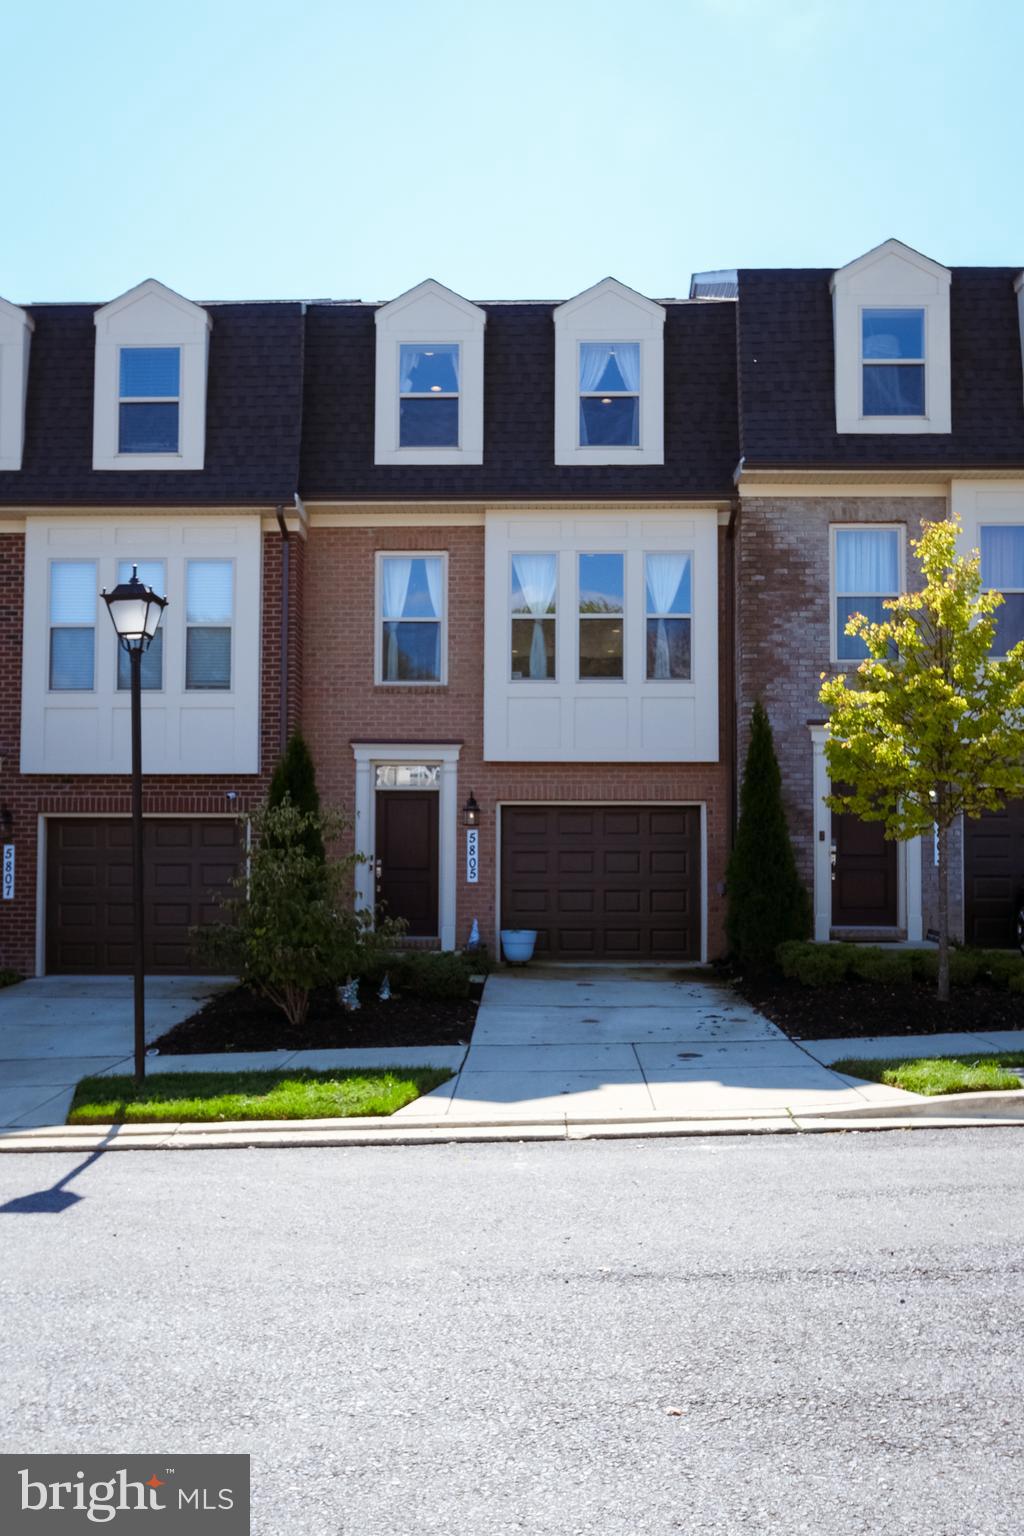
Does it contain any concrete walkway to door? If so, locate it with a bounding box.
[409,966,914,1122]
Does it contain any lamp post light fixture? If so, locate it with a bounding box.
[101,566,168,1083]
[462,792,480,828]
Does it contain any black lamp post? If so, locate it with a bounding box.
[101,566,168,1082]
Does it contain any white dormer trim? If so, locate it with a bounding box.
[830,239,951,436]
[374,279,486,466]
[92,278,212,471]
[0,296,34,472]
[554,277,666,467]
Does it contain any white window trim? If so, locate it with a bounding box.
[374,551,448,686]
[0,295,33,472]
[831,240,951,436]
[374,281,485,466]
[828,523,905,663]
[185,557,236,693]
[92,279,211,471]
[352,742,461,951]
[554,279,665,467]
[117,347,181,454]
[859,306,926,419]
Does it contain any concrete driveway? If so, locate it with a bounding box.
[0,976,228,1128]
[403,966,914,1123]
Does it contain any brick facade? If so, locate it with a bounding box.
[303,520,734,959]
[735,495,963,939]
[0,527,300,976]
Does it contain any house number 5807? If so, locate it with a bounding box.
[1,844,13,901]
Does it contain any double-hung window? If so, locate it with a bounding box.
[399,344,459,448]
[49,561,96,690]
[981,525,1024,657]
[861,309,925,418]
[116,559,165,690]
[185,560,232,690]
[833,527,901,660]
[645,554,691,680]
[118,347,181,453]
[578,554,624,679]
[379,555,445,683]
[511,553,557,680]
[579,342,640,447]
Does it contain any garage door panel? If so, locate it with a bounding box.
[966,801,1024,948]
[501,803,700,962]
[46,818,241,975]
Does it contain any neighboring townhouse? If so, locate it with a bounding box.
[0,280,305,976]
[733,239,1024,950]
[298,278,738,963]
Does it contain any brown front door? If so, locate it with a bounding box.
[46,818,241,974]
[831,806,898,927]
[375,791,439,937]
[501,804,701,962]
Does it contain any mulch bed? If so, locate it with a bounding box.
[735,974,1024,1041]
[153,984,477,1055]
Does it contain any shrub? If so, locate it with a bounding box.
[361,948,474,1001]
[192,799,404,1029]
[727,702,812,973]
[0,968,22,988]
[1009,970,1024,996]
[850,948,914,986]
[979,950,1024,988]
[776,941,853,987]
[267,732,324,863]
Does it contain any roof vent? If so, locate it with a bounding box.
[688,269,738,302]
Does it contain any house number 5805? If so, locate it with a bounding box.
[466,829,479,884]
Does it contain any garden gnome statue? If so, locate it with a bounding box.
[339,977,361,1012]
[467,918,480,950]
[378,972,391,1001]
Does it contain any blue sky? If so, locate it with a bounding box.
[3,0,1020,303]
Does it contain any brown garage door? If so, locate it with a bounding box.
[964,800,1024,948]
[46,818,242,975]
[501,804,701,962]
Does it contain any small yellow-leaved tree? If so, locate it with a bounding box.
[820,517,1024,1002]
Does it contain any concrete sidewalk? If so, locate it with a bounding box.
[2,965,1024,1146]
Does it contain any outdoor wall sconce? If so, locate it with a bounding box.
[462,792,480,828]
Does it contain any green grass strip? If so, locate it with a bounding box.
[68,1067,454,1125]
[832,1050,1024,1097]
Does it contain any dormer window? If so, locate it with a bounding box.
[119,347,180,453]
[862,309,925,417]
[554,278,665,466]
[93,279,211,471]
[579,343,640,446]
[375,281,485,465]
[399,344,459,448]
[831,240,950,435]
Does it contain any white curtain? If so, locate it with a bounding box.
[646,554,689,680]
[981,526,1024,591]
[400,346,459,393]
[382,557,413,679]
[422,556,443,618]
[836,529,899,594]
[578,342,640,393]
[512,553,556,679]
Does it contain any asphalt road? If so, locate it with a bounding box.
[1,1129,1022,1536]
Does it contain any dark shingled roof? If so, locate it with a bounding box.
[0,302,305,505]
[736,267,1024,469]
[298,300,739,501]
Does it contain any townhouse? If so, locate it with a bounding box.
[2,241,1024,979]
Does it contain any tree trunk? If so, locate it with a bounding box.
[936,797,950,1004]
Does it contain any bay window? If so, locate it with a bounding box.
[981,525,1024,656]
[116,559,165,690]
[186,559,233,690]
[645,554,691,680]
[578,553,624,679]
[49,561,96,691]
[511,553,557,680]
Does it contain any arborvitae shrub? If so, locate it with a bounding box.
[268,732,324,863]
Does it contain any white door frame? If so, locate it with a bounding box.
[352,743,461,951]
[808,725,921,943]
